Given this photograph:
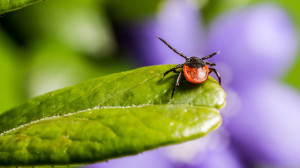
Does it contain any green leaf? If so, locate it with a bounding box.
[0,65,225,166]
[0,0,44,15]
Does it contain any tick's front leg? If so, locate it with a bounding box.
[171,71,183,99]
[163,64,183,77]
[206,62,216,66]
[209,68,221,85]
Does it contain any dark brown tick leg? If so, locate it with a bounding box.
[201,52,220,60]
[163,64,183,77]
[157,36,188,60]
[171,71,183,99]
[206,62,216,66]
[209,68,221,85]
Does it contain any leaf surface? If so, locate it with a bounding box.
[0,65,225,166]
[0,0,44,14]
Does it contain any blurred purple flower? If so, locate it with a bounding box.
[208,3,300,167]
[87,150,171,168]
[208,3,298,83]
[199,147,243,168]
[226,80,300,167]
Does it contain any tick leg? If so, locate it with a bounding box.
[201,52,220,60]
[164,64,183,77]
[209,68,221,85]
[171,71,183,99]
[206,62,216,66]
[157,36,188,60]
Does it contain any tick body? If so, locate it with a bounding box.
[183,64,209,84]
[157,36,221,98]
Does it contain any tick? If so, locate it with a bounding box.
[157,36,221,98]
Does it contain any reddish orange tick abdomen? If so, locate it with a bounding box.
[183,64,209,84]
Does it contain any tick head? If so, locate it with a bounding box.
[185,57,205,68]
